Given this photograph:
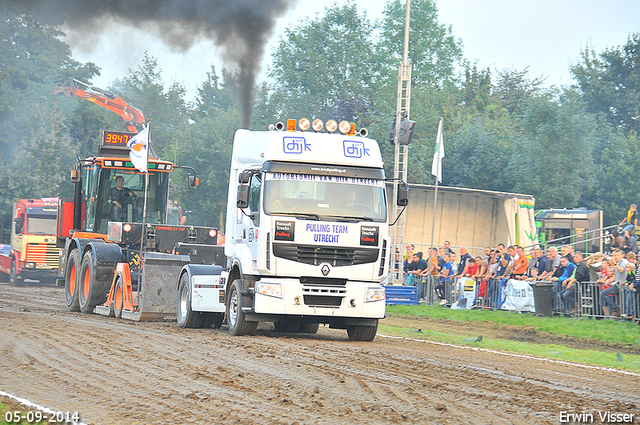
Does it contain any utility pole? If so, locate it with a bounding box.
[390,0,412,284]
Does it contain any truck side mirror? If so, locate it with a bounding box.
[14,216,24,234]
[397,183,409,206]
[238,171,253,184]
[187,175,199,190]
[70,164,81,183]
[237,185,250,208]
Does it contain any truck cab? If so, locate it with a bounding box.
[223,120,406,341]
[0,198,60,285]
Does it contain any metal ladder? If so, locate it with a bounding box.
[390,62,412,284]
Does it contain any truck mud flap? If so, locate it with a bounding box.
[122,252,190,321]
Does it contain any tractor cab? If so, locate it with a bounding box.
[69,131,174,235]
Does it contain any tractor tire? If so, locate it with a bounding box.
[65,250,81,311]
[300,322,320,334]
[346,320,378,342]
[9,259,22,287]
[78,250,112,314]
[113,276,124,319]
[177,272,202,328]
[227,279,257,336]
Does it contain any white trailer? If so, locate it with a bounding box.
[178,119,407,341]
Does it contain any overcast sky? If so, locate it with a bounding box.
[67,0,640,99]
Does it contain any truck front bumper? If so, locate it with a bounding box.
[253,277,385,319]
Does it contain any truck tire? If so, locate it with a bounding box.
[9,259,23,287]
[113,276,124,318]
[346,320,378,342]
[78,251,112,314]
[227,279,257,336]
[177,272,202,328]
[300,323,320,334]
[65,250,81,311]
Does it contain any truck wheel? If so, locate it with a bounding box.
[78,251,111,314]
[113,277,124,318]
[9,259,22,287]
[300,323,320,334]
[346,320,378,342]
[177,272,202,328]
[227,279,257,336]
[65,250,80,311]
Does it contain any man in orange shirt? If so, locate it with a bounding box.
[506,245,529,279]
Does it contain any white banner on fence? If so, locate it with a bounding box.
[501,279,535,312]
[450,277,476,309]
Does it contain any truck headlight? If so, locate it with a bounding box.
[255,282,283,299]
[365,287,385,302]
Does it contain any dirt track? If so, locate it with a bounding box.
[1,282,639,425]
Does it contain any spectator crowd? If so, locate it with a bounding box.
[398,237,640,324]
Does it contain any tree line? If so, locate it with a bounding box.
[1,0,639,242]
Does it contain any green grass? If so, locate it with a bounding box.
[382,304,640,373]
[0,400,47,425]
[379,322,640,373]
[386,304,640,346]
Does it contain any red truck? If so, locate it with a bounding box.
[0,198,60,285]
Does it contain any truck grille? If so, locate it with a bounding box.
[273,243,379,266]
[26,243,60,267]
[302,286,346,306]
[22,243,60,267]
[303,295,343,307]
[300,276,346,286]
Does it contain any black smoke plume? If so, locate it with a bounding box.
[9,0,297,128]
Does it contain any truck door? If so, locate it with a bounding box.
[235,170,262,261]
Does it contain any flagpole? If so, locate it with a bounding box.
[429,118,444,260]
[138,121,151,296]
[429,177,439,257]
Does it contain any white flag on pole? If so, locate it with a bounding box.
[127,127,149,172]
[431,117,445,183]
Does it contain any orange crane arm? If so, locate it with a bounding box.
[54,77,146,133]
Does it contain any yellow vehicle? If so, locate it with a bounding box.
[0,198,60,285]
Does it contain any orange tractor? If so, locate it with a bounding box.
[54,78,225,323]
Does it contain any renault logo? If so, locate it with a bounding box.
[321,264,330,276]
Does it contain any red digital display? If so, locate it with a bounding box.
[103,131,135,146]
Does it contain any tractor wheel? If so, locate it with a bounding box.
[65,250,80,311]
[177,272,202,328]
[113,276,124,318]
[346,320,379,342]
[78,251,111,314]
[227,279,257,336]
[9,259,22,287]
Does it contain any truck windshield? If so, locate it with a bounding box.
[263,172,387,222]
[25,208,57,235]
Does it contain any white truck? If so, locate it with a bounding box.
[176,119,407,341]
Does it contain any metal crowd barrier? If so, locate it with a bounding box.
[403,275,639,322]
